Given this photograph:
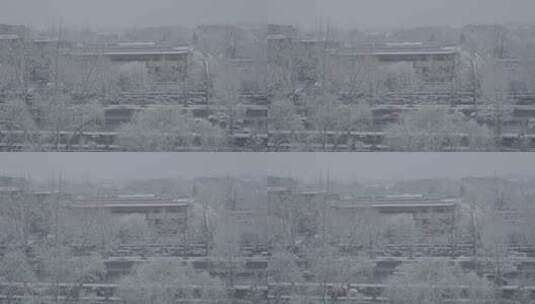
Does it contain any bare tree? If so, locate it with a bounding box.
[191,184,220,254]
[479,60,511,145]
[211,208,243,290]
[479,209,509,286]
[384,214,424,258]
[268,99,305,151]
[66,254,107,301]
[38,96,104,150]
[115,62,152,92]
[307,93,346,150]
[116,214,158,244]
[268,190,299,248]
[36,244,105,303]
[0,34,36,101]
[0,99,38,150]
[0,215,22,246]
[267,249,304,304]
[329,55,386,105]
[338,103,373,150]
[55,54,119,102]
[518,47,535,97]
[328,207,386,257]
[57,207,120,253]
[382,62,423,94]
[0,248,36,304]
[385,259,494,304]
[384,106,492,151]
[117,107,225,151]
[211,60,241,136]
[306,245,374,303]
[118,259,227,304]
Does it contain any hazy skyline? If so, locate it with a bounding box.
[0,153,534,182]
[2,0,534,30]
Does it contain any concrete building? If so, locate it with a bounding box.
[333,44,459,82]
[0,24,29,44]
[267,187,458,241]
[73,45,192,83]
[266,34,292,65]
[69,197,192,235]
[330,198,459,234]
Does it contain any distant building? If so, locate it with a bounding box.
[195,24,254,59]
[331,197,459,233]
[0,34,22,44]
[69,197,193,235]
[73,45,193,83]
[267,24,297,39]
[267,189,341,236]
[461,24,508,58]
[390,26,461,46]
[266,176,298,190]
[0,25,28,51]
[267,188,340,208]
[0,24,29,39]
[266,34,292,65]
[333,44,459,82]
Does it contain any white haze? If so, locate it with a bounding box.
[1,0,534,29]
[0,153,534,182]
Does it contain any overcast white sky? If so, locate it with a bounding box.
[1,0,534,29]
[0,153,533,182]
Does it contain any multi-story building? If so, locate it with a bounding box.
[333,44,459,82]
[73,44,193,83]
[69,197,193,235]
[330,197,459,234]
